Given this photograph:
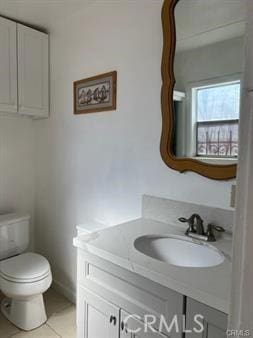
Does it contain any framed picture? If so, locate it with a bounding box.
[73,71,117,114]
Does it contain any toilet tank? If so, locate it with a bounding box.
[0,213,30,261]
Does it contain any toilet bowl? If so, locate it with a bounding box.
[0,252,52,331]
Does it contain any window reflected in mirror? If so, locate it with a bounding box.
[173,0,246,165]
[196,81,240,158]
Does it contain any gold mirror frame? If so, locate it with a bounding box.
[160,0,237,180]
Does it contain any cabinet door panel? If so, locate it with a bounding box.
[0,17,17,113]
[17,24,49,117]
[82,287,119,338]
[185,298,227,338]
[207,323,227,338]
[78,253,183,337]
[121,310,169,338]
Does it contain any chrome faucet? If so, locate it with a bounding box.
[178,214,225,242]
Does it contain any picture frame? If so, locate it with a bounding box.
[73,71,117,114]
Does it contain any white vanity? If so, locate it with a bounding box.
[74,197,232,338]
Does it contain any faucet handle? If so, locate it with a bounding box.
[206,224,225,242]
[206,224,216,242]
[178,217,196,234]
[213,225,225,232]
[178,217,189,223]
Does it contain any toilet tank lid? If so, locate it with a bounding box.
[0,213,30,227]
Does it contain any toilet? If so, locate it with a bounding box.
[0,213,52,331]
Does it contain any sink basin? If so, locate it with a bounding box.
[134,235,225,268]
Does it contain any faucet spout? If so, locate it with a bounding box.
[179,214,204,235]
[192,214,205,235]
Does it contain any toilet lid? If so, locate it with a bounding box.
[0,252,51,282]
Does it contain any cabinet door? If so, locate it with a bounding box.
[17,24,49,117]
[120,310,169,338]
[185,298,227,338]
[0,17,17,113]
[82,287,119,338]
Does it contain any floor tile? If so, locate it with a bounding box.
[0,311,20,338]
[47,306,76,338]
[44,288,73,318]
[0,291,4,301]
[0,292,20,337]
[11,324,60,337]
[0,288,76,338]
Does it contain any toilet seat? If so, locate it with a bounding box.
[0,252,51,283]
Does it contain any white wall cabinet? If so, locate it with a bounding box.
[0,17,49,118]
[0,17,17,113]
[76,250,228,338]
[185,298,227,338]
[17,24,49,117]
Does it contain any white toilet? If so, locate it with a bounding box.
[0,213,52,331]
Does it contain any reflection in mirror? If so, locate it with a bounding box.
[173,0,246,165]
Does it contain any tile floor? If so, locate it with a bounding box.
[0,288,76,338]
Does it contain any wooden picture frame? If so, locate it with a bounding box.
[73,71,117,115]
[160,0,237,180]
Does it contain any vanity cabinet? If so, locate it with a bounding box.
[0,16,49,118]
[79,287,119,338]
[185,298,227,338]
[78,285,169,338]
[76,250,228,338]
[76,251,184,338]
[120,310,168,338]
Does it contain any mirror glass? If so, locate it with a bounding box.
[173,0,246,164]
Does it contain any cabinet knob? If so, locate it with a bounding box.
[121,321,128,333]
[109,315,117,326]
[121,321,124,331]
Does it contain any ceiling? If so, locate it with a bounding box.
[0,0,247,50]
[175,0,247,52]
[0,0,92,31]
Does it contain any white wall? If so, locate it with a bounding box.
[0,116,34,247]
[33,0,235,298]
[175,37,244,91]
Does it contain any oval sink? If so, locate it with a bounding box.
[134,235,225,268]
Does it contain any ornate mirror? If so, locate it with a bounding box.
[160,0,246,180]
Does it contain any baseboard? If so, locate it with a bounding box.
[52,279,76,305]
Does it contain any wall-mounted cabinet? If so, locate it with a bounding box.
[0,17,17,113]
[0,17,49,118]
[17,24,49,117]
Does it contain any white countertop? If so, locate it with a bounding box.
[73,218,232,314]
